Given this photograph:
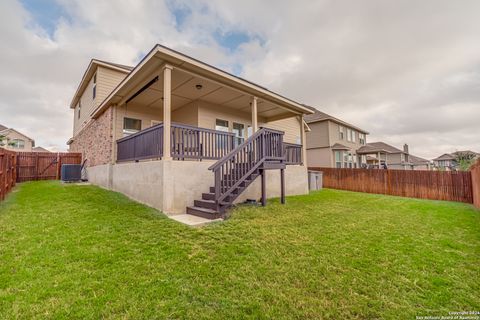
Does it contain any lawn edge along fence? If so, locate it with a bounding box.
[16,151,82,182]
[310,167,475,204]
[0,148,82,201]
[0,148,16,201]
[471,159,480,209]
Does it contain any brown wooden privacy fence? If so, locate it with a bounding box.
[0,148,16,200]
[16,152,82,182]
[471,160,480,208]
[310,167,474,203]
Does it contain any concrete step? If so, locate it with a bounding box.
[194,199,217,210]
[186,206,220,219]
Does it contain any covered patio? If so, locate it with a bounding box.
[90,45,310,165]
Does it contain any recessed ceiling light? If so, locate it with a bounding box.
[195,84,203,90]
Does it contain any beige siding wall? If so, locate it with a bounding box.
[1,130,34,152]
[197,101,301,144]
[306,121,329,148]
[73,66,128,137]
[328,121,365,150]
[96,66,127,105]
[307,147,333,167]
[114,104,163,140]
[265,116,301,144]
[172,102,199,126]
[197,101,259,132]
[73,74,96,136]
[113,102,200,141]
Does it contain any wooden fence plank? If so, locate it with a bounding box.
[15,152,82,182]
[309,167,474,204]
[471,160,480,209]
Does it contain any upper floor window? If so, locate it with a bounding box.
[338,126,344,140]
[92,73,97,99]
[346,128,352,142]
[77,101,81,119]
[359,133,366,145]
[123,117,141,137]
[11,139,25,149]
[351,130,356,143]
[401,153,405,162]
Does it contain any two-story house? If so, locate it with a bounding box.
[0,124,35,152]
[67,44,313,222]
[433,151,479,171]
[304,108,369,168]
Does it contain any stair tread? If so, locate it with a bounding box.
[196,199,215,204]
[187,206,218,214]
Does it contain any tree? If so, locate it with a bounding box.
[455,151,477,171]
[0,134,7,147]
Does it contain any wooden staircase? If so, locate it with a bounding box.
[186,128,286,219]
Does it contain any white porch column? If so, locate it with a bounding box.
[251,96,258,133]
[299,116,307,166]
[163,64,173,160]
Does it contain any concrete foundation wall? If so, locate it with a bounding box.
[85,160,309,215]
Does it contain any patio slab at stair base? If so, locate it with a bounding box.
[86,159,308,215]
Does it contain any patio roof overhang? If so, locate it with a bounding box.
[90,44,314,121]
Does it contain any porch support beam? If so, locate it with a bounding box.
[251,96,258,134]
[163,64,173,160]
[280,168,285,204]
[261,169,266,206]
[299,116,307,166]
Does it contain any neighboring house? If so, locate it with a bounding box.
[32,146,50,152]
[432,153,456,170]
[0,124,35,152]
[409,155,432,171]
[433,151,479,170]
[356,142,429,170]
[67,44,314,219]
[304,108,369,168]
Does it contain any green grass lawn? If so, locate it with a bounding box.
[0,181,479,319]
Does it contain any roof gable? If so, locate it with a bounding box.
[69,59,132,108]
[304,107,369,134]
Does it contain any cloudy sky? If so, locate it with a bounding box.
[0,0,479,158]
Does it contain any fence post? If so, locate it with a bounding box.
[55,153,61,180]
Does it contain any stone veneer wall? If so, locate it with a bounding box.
[69,108,113,167]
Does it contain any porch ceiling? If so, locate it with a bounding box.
[125,68,297,121]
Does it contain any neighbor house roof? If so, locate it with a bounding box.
[357,142,405,155]
[32,146,50,152]
[91,44,314,119]
[0,128,35,143]
[409,155,430,165]
[69,59,133,108]
[331,143,351,150]
[304,107,369,134]
[0,123,8,131]
[432,153,456,161]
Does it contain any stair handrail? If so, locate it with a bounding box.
[209,127,285,206]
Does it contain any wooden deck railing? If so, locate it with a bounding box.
[117,123,164,162]
[116,122,235,162]
[283,142,302,164]
[171,123,235,160]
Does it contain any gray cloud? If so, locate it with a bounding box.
[0,0,479,158]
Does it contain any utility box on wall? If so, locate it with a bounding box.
[308,171,323,191]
